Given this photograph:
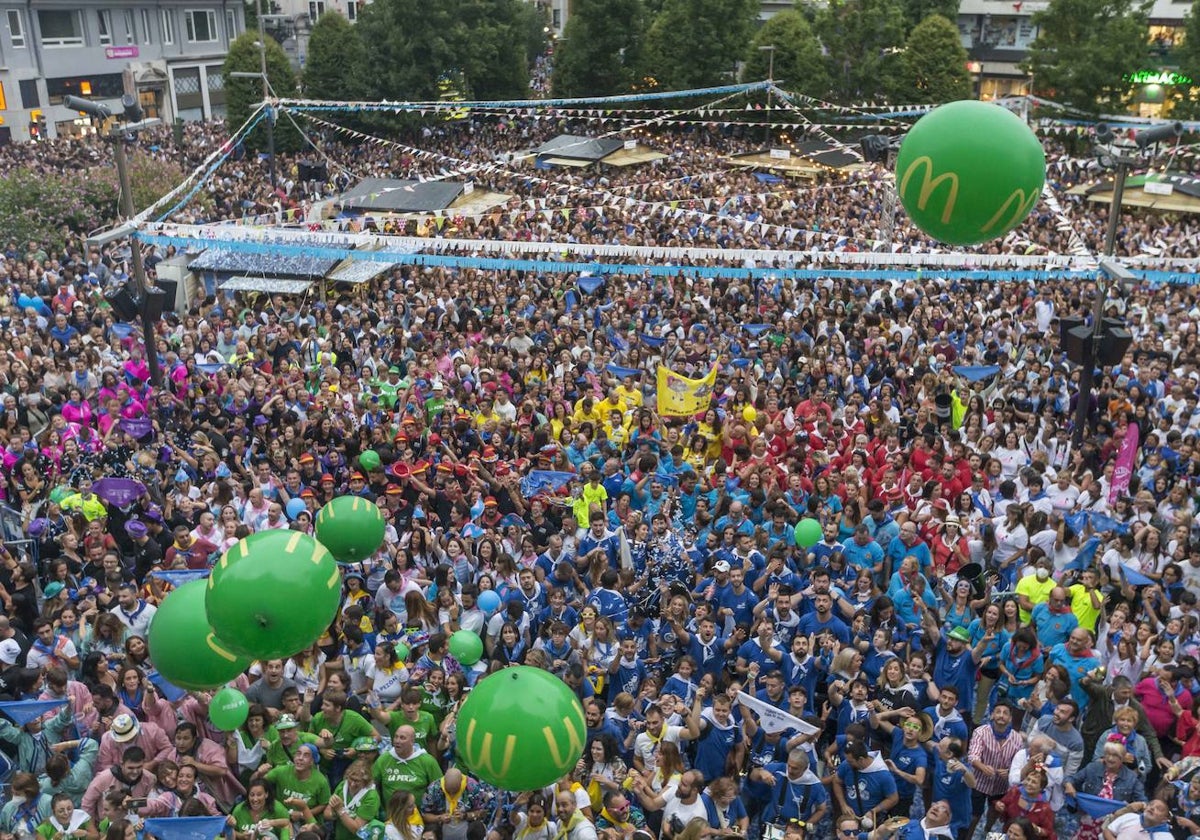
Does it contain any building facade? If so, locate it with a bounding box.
[0,0,241,143]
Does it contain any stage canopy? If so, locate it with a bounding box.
[1070,172,1200,215]
[336,178,466,213]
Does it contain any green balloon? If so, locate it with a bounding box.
[457,666,586,791]
[209,687,249,731]
[147,580,252,691]
[448,630,484,666]
[314,495,387,562]
[207,530,341,660]
[49,485,72,505]
[393,642,410,663]
[793,518,823,549]
[359,450,381,472]
[894,100,1045,246]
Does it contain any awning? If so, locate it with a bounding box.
[329,261,396,285]
[541,156,593,168]
[218,277,313,294]
[602,147,668,167]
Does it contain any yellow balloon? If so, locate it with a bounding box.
[743,406,758,422]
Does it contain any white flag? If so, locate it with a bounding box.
[736,691,820,736]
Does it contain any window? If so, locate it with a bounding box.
[140,9,152,44]
[123,9,135,43]
[184,9,216,42]
[38,10,84,47]
[225,7,236,38]
[7,9,24,47]
[308,0,325,20]
[97,10,112,44]
[161,8,175,44]
[18,78,39,108]
[346,0,356,20]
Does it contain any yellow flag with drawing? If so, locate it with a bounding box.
[656,364,718,417]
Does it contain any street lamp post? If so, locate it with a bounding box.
[230,37,276,189]
[758,45,776,144]
[66,94,164,388]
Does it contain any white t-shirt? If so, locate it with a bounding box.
[634,725,686,770]
[662,791,708,836]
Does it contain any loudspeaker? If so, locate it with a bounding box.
[1058,316,1085,349]
[141,287,167,321]
[105,285,139,321]
[1097,327,1133,367]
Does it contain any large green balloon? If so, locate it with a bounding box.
[209,687,249,731]
[314,495,387,562]
[448,630,484,666]
[207,530,341,660]
[794,518,823,549]
[147,580,251,690]
[895,100,1045,246]
[359,450,382,472]
[457,666,586,791]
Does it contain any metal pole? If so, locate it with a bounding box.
[760,45,775,145]
[258,0,276,190]
[1071,160,1128,446]
[113,137,164,389]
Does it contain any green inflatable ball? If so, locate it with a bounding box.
[895,100,1045,246]
[448,630,484,666]
[49,485,73,505]
[457,666,586,791]
[393,642,410,663]
[793,518,823,549]
[359,450,382,472]
[207,530,341,660]
[209,687,249,731]
[147,580,251,691]
[315,495,387,562]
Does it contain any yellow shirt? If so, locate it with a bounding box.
[616,385,643,408]
[582,483,608,509]
[1014,574,1056,623]
[1069,583,1103,632]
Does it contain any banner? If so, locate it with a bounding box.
[1069,793,1126,820]
[657,365,717,417]
[736,691,820,736]
[1108,423,1140,505]
[143,817,230,840]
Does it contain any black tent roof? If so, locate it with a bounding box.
[532,134,626,163]
[336,178,466,213]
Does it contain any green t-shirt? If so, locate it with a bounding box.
[420,688,452,726]
[36,816,91,840]
[371,748,443,805]
[382,710,437,746]
[265,732,322,769]
[330,780,382,840]
[309,710,377,752]
[264,765,332,820]
[230,800,293,840]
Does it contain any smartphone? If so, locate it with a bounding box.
[127,798,147,809]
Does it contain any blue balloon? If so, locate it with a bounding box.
[477,589,501,615]
[285,498,308,521]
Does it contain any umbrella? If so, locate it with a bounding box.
[91,477,147,507]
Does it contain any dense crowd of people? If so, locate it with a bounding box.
[0,90,1199,840]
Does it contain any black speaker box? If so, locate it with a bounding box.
[105,285,140,321]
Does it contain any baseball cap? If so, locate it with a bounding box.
[713,560,731,573]
[0,638,20,665]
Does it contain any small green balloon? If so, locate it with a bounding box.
[457,666,586,791]
[207,530,341,660]
[359,450,382,472]
[448,630,484,666]
[147,580,252,691]
[315,495,386,562]
[209,687,249,731]
[393,642,410,663]
[49,486,73,505]
[793,518,823,549]
[894,100,1045,246]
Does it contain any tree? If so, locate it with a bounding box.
[223,32,300,152]
[816,0,906,102]
[900,0,958,32]
[639,0,758,90]
[897,14,971,102]
[741,9,829,97]
[1022,0,1151,115]
[356,0,545,102]
[1170,0,1200,117]
[552,0,645,97]
[303,12,368,101]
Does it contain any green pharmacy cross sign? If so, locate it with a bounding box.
[1124,70,1193,85]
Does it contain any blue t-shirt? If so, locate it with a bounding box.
[694,718,742,782]
[1030,603,1078,648]
[797,611,851,644]
[930,752,972,832]
[932,640,976,714]
[762,762,829,823]
[888,729,929,798]
[836,756,897,817]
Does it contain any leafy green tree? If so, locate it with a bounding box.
[639,0,758,89]
[900,0,958,32]
[897,14,971,102]
[223,32,300,152]
[356,0,544,101]
[1170,0,1200,117]
[552,0,645,96]
[742,9,829,96]
[816,0,906,102]
[303,12,368,101]
[1022,0,1151,115]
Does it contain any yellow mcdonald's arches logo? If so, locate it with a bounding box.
[463,718,517,779]
[284,532,303,554]
[899,156,960,224]
[206,632,240,663]
[542,712,586,770]
[980,187,1040,233]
